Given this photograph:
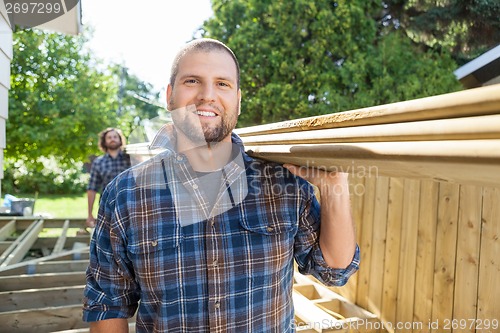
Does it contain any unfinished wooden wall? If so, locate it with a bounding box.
[328,176,500,333]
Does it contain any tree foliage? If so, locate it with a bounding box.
[381,0,500,63]
[4,28,162,194]
[8,28,117,164]
[199,0,463,126]
[109,64,163,139]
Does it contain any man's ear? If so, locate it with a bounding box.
[166,84,173,111]
[238,89,242,115]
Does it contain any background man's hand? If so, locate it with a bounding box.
[86,216,96,228]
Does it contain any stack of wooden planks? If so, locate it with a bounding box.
[236,84,500,188]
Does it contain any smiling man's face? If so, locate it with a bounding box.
[167,50,241,144]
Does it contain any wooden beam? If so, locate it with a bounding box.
[0,272,86,292]
[477,187,500,328]
[244,140,500,187]
[235,84,500,136]
[293,272,379,331]
[0,304,87,333]
[0,220,16,241]
[33,235,90,249]
[0,260,88,276]
[0,241,12,253]
[0,285,84,312]
[0,217,86,230]
[0,247,89,275]
[240,114,500,145]
[0,219,44,267]
[52,219,70,254]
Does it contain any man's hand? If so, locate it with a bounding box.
[86,216,96,228]
[283,164,348,189]
[283,163,356,269]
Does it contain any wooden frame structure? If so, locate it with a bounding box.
[0,217,91,332]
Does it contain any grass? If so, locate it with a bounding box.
[1,192,99,218]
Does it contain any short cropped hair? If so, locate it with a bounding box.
[169,38,240,89]
[98,128,126,152]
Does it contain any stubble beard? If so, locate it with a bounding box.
[106,141,121,151]
[170,100,239,144]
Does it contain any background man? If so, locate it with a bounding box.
[86,127,131,228]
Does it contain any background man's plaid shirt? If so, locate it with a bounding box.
[87,150,131,193]
[83,132,360,332]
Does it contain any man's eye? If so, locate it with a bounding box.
[185,79,198,84]
[218,82,229,87]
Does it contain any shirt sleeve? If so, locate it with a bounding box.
[83,179,140,322]
[293,181,360,287]
[87,158,102,192]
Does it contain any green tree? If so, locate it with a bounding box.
[7,28,117,164]
[381,0,500,63]
[199,0,461,126]
[4,28,162,194]
[110,64,163,138]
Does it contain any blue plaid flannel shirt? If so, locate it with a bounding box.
[83,129,360,332]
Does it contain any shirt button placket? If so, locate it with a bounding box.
[207,217,223,332]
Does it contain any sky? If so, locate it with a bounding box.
[80,0,213,97]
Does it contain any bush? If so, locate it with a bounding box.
[2,157,89,195]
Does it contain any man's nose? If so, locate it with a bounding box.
[198,83,216,101]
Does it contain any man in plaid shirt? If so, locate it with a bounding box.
[86,128,131,228]
[83,39,359,332]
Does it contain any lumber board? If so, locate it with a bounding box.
[0,304,87,332]
[33,235,90,249]
[52,219,70,254]
[0,240,11,252]
[0,219,44,267]
[477,187,500,328]
[380,178,404,329]
[0,246,89,275]
[431,183,460,332]
[453,185,482,332]
[0,217,86,230]
[243,140,500,187]
[367,176,389,318]
[0,259,88,276]
[292,291,339,331]
[244,139,500,161]
[395,179,420,332]
[355,176,377,309]
[235,84,500,136]
[239,114,500,145]
[294,273,380,332]
[0,285,84,311]
[0,219,15,240]
[413,181,439,332]
[0,272,86,292]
